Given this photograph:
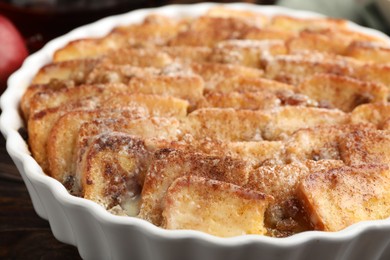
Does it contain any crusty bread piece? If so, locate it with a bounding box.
[159,46,213,63]
[122,75,203,105]
[268,16,347,32]
[285,126,345,163]
[87,73,204,107]
[100,94,189,117]
[139,149,252,225]
[163,175,271,237]
[22,82,123,119]
[169,16,259,47]
[351,103,390,129]
[85,64,160,85]
[247,163,307,203]
[79,133,151,209]
[32,59,99,85]
[263,52,390,88]
[200,91,282,110]
[259,107,348,140]
[54,14,186,61]
[247,159,344,236]
[263,52,356,85]
[339,129,390,166]
[25,66,160,117]
[358,64,390,89]
[183,108,269,142]
[285,124,374,163]
[100,47,173,68]
[209,39,287,68]
[345,41,390,64]
[243,27,295,41]
[213,75,293,93]
[28,103,98,173]
[297,73,388,112]
[74,117,182,190]
[189,62,264,89]
[21,81,76,120]
[247,160,345,202]
[96,46,212,68]
[77,117,181,145]
[224,141,284,165]
[29,83,129,117]
[47,108,148,187]
[298,165,390,231]
[210,77,315,107]
[184,107,348,142]
[287,30,347,55]
[287,29,385,55]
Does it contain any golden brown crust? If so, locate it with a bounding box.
[139,149,252,225]
[339,129,390,166]
[345,41,390,64]
[168,16,258,47]
[32,59,99,85]
[351,103,390,129]
[287,29,385,55]
[284,124,375,163]
[298,165,390,231]
[209,39,287,68]
[47,108,148,185]
[268,15,347,32]
[263,52,390,88]
[28,103,99,173]
[297,73,388,112]
[80,133,150,208]
[163,175,271,237]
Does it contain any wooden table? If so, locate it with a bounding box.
[0,134,82,259]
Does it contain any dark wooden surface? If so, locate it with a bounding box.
[0,134,82,259]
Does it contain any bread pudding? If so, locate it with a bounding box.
[21,6,390,238]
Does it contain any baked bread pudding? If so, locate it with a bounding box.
[21,6,390,238]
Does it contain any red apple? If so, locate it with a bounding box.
[0,15,28,89]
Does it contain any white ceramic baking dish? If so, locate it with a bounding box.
[2,3,390,260]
